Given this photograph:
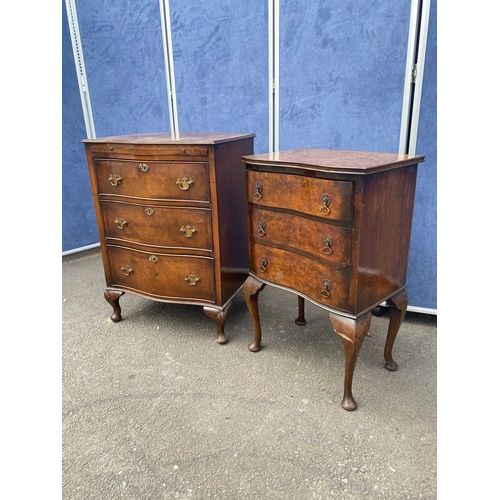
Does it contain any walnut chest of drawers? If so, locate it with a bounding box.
[83,132,255,343]
[241,148,425,410]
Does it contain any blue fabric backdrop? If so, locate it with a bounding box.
[406,0,437,310]
[62,0,437,310]
[75,0,170,137]
[279,0,410,153]
[62,2,99,250]
[169,0,269,154]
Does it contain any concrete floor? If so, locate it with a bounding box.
[62,248,437,499]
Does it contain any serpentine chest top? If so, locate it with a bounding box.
[83,132,255,343]
[242,148,425,410]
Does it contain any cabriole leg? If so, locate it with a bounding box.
[204,302,233,345]
[295,295,307,326]
[104,290,125,322]
[384,289,408,371]
[329,311,372,411]
[243,276,266,352]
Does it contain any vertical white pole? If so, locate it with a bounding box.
[399,0,431,155]
[408,0,431,155]
[269,0,279,152]
[398,0,420,154]
[159,0,179,135]
[65,0,96,139]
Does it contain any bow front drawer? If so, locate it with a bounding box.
[247,170,353,223]
[107,246,215,302]
[101,201,213,251]
[249,206,352,264]
[95,159,210,202]
[250,242,351,312]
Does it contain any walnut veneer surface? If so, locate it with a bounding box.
[242,148,425,410]
[84,132,255,343]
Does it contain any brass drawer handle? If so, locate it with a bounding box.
[121,264,133,276]
[322,235,333,254]
[108,174,122,187]
[176,177,194,191]
[139,163,149,172]
[144,207,155,216]
[321,279,332,298]
[259,256,267,273]
[320,193,331,215]
[114,217,128,230]
[149,255,159,263]
[185,274,200,286]
[180,225,197,238]
[254,182,263,201]
[258,220,266,237]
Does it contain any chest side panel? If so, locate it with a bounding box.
[212,138,255,304]
[355,165,418,312]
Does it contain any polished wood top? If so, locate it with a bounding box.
[83,132,256,145]
[243,148,425,174]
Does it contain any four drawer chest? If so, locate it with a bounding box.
[84,132,254,344]
[241,148,425,410]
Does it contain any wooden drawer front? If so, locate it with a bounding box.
[107,246,215,301]
[250,242,351,311]
[95,159,210,201]
[249,206,352,264]
[101,202,213,251]
[90,144,209,158]
[247,170,353,222]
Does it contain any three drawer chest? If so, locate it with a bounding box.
[241,148,425,410]
[84,132,254,343]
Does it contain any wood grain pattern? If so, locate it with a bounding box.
[95,159,210,202]
[246,169,353,222]
[243,148,424,410]
[248,205,352,265]
[101,202,213,252]
[85,133,254,342]
[243,148,424,174]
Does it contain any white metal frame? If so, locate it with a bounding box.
[268,0,280,152]
[65,0,96,140]
[399,0,431,155]
[398,0,435,315]
[159,0,179,135]
[62,242,100,257]
[407,0,431,155]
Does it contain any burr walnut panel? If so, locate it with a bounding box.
[101,201,213,251]
[246,169,354,223]
[248,205,352,265]
[107,245,215,302]
[95,159,210,202]
[250,242,351,312]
